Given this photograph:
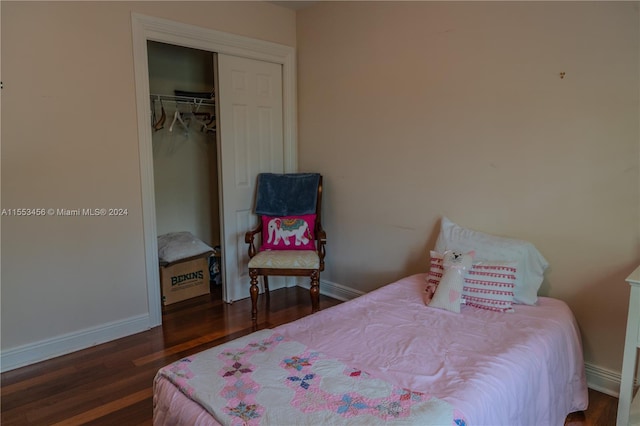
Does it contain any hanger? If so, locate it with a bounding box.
[169,109,189,132]
[149,94,215,133]
[186,100,215,133]
[204,117,216,133]
[152,99,166,131]
[189,112,210,132]
[187,110,215,133]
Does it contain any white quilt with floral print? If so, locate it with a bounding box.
[155,329,466,425]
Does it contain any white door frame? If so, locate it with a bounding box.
[131,13,297,327]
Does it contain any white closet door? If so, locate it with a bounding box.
[217,54,284,303]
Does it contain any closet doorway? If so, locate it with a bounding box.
[132,13,298,327]
[147,41,221,304]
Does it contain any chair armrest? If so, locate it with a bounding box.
[245,221,263,259]
[316,228,327,245]
[316,226,327,271]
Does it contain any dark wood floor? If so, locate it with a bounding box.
[1,284,618,425]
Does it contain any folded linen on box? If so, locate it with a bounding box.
[158,231,214,266]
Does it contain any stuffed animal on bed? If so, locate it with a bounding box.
[428,250,474,313]
[423,281,438,304]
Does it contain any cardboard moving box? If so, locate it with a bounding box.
[160,256,210,305]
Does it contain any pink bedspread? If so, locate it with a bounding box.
[153,273,588,425]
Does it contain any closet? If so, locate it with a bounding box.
[147,41,222,300]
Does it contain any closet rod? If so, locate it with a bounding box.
[150,93,215,107]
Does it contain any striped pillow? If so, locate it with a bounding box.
[427,251,517,313]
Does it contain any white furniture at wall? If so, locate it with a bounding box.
[618,265,640,426]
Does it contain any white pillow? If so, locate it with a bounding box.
[434,217,548,305]
[429,250,473,313]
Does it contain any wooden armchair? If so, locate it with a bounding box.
[245,173,326,321]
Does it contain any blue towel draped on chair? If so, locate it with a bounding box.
[255,173,320,216]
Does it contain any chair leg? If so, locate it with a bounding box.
[263,276,270,300]
[249,269,259,321]
[310,270,320,313]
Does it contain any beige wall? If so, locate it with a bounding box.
[297,1,639,376]
[0,1,295,357]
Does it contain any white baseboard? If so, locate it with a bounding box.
[585,362,623,397]
[0,314,151,373]
[297,277,365,301]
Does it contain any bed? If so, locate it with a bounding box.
[153,218,589,425]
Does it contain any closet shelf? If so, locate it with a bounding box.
[150,93,215,108]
